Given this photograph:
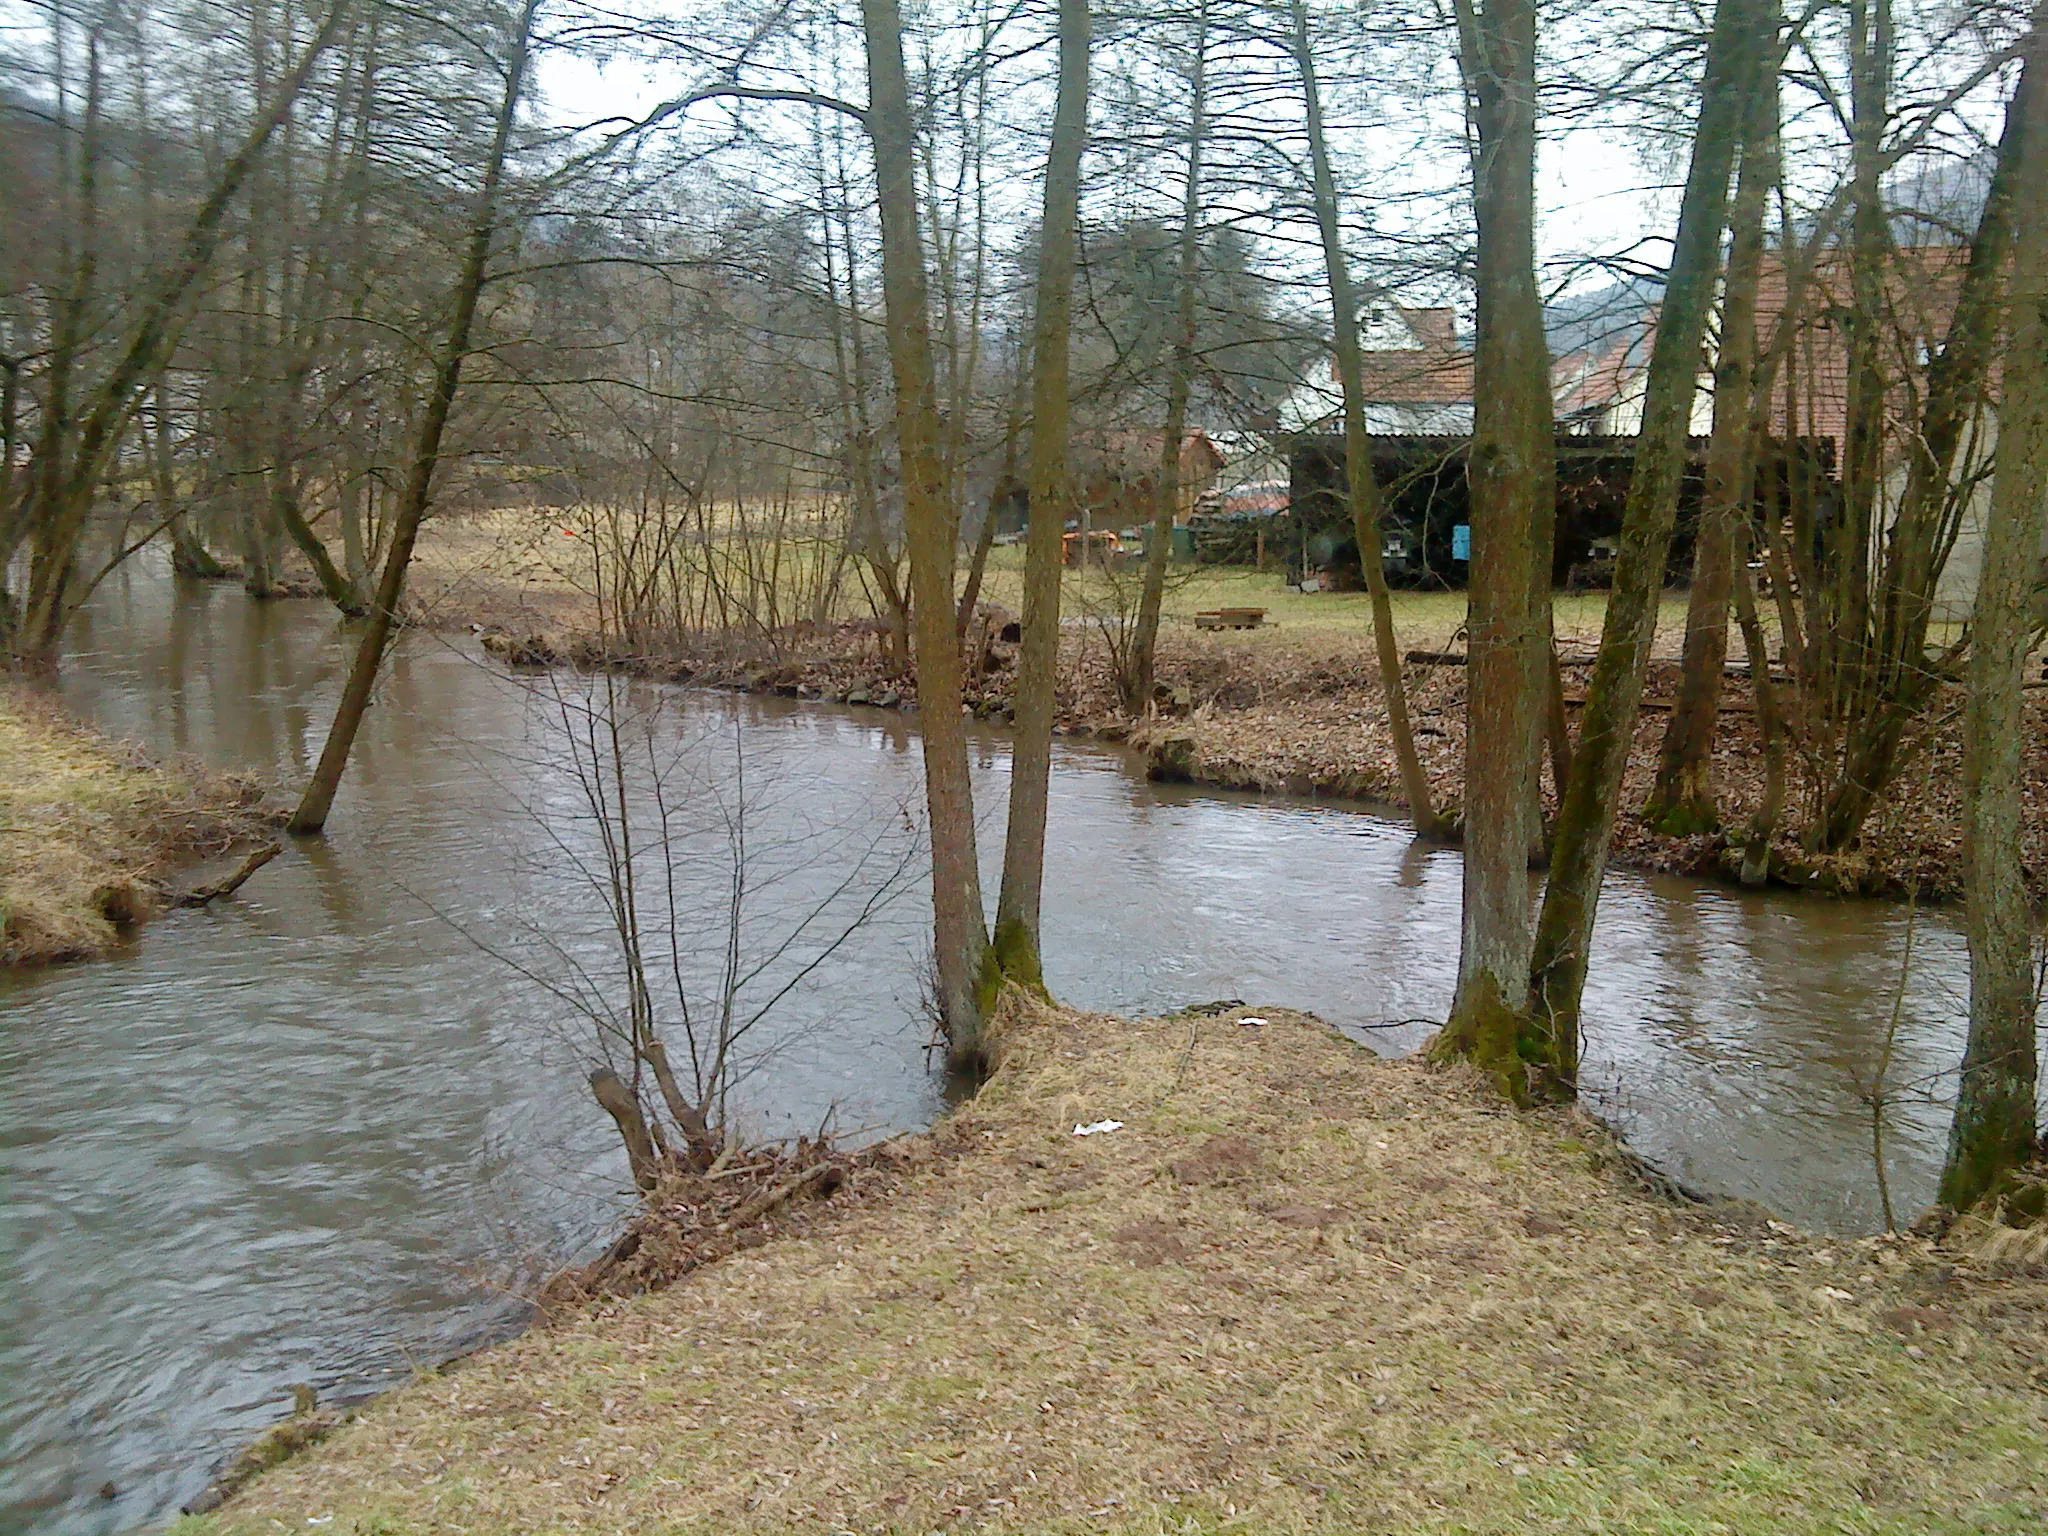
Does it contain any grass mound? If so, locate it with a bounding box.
[191,998,2048,1535]
[0,685,268,964]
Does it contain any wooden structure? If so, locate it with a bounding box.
[1193,607,1268,631]
[1285,431,1836,590]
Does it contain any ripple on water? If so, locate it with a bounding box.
[0,566,1970,1534]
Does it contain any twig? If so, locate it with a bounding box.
[1868,896,1918,1233]
[720,1161,835,1231]
[174,842,281,905]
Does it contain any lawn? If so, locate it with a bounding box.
[976,547,1702,657]
[415,511,1708,659]
[192,1000,2048,1536]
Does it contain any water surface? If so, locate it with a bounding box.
[0,566,1985,1534]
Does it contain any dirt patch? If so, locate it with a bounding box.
[196,998,2048,1536]
[1110,1218,1190,1267]
[1167,1134,1262,1186]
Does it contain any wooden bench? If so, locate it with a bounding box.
[1193,607,1268,631]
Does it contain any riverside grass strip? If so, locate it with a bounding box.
[0,685,269,965]
[192,999,2048,1536]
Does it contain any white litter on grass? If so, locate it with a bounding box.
[1235,1015,1269,1028]
[1073,1119,1125,1137]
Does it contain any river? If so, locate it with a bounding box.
[0,564,1970,1535]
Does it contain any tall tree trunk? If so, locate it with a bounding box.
[825,119,912,676]
[1812,24,2033,850]
[957,384,1025,642]
[240,0,287,604]
[338,11,381,595]
[154,378,226,577]
[1816,0,1891,752]
[1290,0,1441,837]
[1522,0,1758,1093]
[0,355,20,559]
[1126,0,1207,717]
[265,62,368,618]
[993,0,1091,989]
[17,26,101,663]
[270,410,361,612]
[955,476,1004,648]
[1941,5,2048,1213]
[133,37,228,585]
[1648,12,1778,832]
[859,0,995,1064]
[290,0,537,833]
[340,457,368,587]
[1544,627,1572,791]
[236,410,280,598]
[1430,0,1555,1096]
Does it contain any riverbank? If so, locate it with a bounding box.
[400,512,2022,902]
[0,684,272,965]
[1119,650,2017,902]
[187,997,2048,1534]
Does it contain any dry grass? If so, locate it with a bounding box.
[405,509,1699,657]
[0,685,269,965]
[407,509,849,641]
[192,999,2048,1536]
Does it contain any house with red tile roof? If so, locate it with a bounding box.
[1277,306,1476,437]
[1548,246,2000,614]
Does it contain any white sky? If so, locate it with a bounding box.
[534,39,1675,291]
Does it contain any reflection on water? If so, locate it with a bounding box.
[0,561,1985,1534]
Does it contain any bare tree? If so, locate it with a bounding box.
[860,0,994,1066]
[473,671,917,1190]
[1124,0,1206,717]
[1287,0,1440,838]
[291,0,540,834]
[1648,3,1781,833]
[1429,0,1554,1096]
[1942,0,2048,1214]
[4,0,349,669]
[1524,0,1762,1092]
[1810,64,2035,851]
[994,0,1092,991]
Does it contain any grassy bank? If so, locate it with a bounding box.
[192,1000,2048,1535]
[0,686,269,965]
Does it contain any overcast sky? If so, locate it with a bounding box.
[534,29,1680,299]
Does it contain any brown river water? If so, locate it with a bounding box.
[0,562,1982,1533]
